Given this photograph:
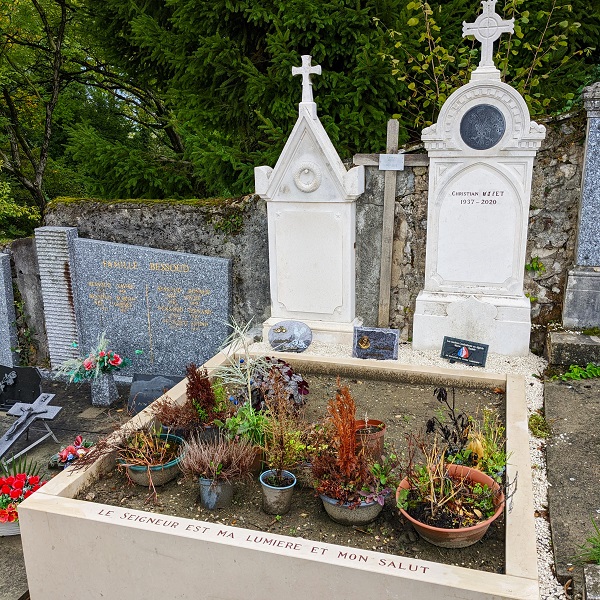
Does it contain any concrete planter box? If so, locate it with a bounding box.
[19,351,539,600]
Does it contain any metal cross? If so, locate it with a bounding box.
[292,55,322,103]
[463,0,514,69]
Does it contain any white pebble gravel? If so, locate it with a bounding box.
[251,340,567,599]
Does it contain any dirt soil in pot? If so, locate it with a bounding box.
[77,374,506,573]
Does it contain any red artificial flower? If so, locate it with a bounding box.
[74,435,83,447]
[28,475,40,485]
[99,351,106,357]
[12,479,24,490]
[0,477,4,486]
[109,354,123,367]
[0,509,8,523]
[5,476,14,486]
[83,358,95,370]
[16,473,27,481]
[1,484,10,495]
[9,488,22,500]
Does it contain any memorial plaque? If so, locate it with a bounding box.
[352,326,399,361]
[440,336,488,367]
[0,365,43,409]
[127,373,185,415]
[459,104,505,150]
[70,239,232,376]
[268,320,312,352]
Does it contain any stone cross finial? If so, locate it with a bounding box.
[463,0,514,69]
[292,55,322,103]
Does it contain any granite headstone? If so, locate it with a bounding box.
[268,320,312,353]
[69,239,232,376]
[0,253,17,366]
[563,82,600,328]
[128,374,185,415]
[352,326,399,361]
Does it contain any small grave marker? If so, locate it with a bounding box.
[441,336,489,367]
[127,374,185,415]
[0,365,43,409]
[352,326,399,361]
[268,320,312,353]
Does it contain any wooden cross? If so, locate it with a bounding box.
[463,0,514,69]
[292,55,322,103]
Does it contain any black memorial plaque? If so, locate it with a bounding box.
[0,365,43,409]
[441,337,488,367]
[127,373,185,415]
[459,104,506,150]
[353,327,399,361]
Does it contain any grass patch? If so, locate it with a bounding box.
[529,412,551,439]
[575,518,600,565]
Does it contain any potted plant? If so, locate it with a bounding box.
[355,413,386,461]
[117,427,185,495]
[312,380,396,526]
[54,333,131,406]
[180,435,255,509]
[396,433,505,548]
[0,458,45,536]
[259,370,308,515]
[152,394,203,439]
[185,364,231,440]
[426,387,509,483]
[215,402,269,474]
[66,424,185,502]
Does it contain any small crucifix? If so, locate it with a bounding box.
[292,55,322,104]
[463,0,514,69]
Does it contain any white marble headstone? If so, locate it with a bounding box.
[412,0,546,356]
[255,56,365,344]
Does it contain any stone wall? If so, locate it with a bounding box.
[21,113,584,357]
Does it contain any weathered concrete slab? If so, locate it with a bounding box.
[546,331,600,366]
[585,564,600,600]
[545,379,600,596]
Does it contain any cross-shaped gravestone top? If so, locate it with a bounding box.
[463,0,514,69]
[292,55,322,104]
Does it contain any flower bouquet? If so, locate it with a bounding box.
[55,333,131,383]
[55,334,132,406]
[0,473,44,535]
[49,435,94,469]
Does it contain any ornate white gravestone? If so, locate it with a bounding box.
[412,0,546,356]
[255,56,365,344]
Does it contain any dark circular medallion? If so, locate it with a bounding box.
[459,104,506,150]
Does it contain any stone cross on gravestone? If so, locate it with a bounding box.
[463,0,514,70]
[292,55,322,104]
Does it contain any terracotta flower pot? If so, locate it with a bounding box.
[355,419,386,460]
[396,464,505,548]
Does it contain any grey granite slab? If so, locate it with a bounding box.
[0,254,17,366]
[576,83,600,266]
[70,239,231,376]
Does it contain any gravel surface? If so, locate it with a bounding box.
[251,340,566,600]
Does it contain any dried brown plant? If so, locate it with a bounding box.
[152,394,201,435]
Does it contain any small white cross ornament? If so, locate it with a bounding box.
[292,55,322,103]
[463,0,514,69]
